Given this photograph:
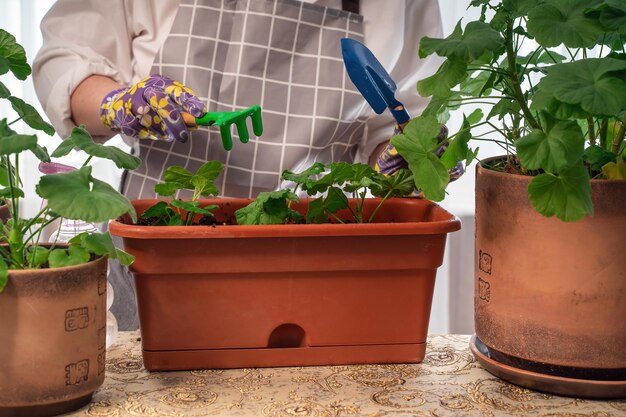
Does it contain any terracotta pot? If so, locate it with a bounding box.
[0,254,108,417]
[109,197,460,370]
[472,156,626,399]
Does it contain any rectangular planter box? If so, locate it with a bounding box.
[109,197,460,370]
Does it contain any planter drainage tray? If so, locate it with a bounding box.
[109,198,460,370]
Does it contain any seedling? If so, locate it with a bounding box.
[139,160,224,225]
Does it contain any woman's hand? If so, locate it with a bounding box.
[375,123,464,191]
[100,74,205,142]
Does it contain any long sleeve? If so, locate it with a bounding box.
[356,0,444,162]
[32,0,179,139]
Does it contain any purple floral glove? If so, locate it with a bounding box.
[375,123,465,187]
[100,74,206,143]
[374,125,465,197]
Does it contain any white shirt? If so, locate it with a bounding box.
[33,0,443,162]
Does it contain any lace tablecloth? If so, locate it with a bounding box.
[65,332,624,416]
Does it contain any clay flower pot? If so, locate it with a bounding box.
[109,197,460,371]
[0,255,108,417]
[471,156,626,399]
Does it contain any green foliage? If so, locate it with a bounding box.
[0,29,137,292]
[235,189,303,225]
[139,161,223,226]
[408,0,626,222]
[237,162,416,225]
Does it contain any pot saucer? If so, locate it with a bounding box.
[470,335,626,399]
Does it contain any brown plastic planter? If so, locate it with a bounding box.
[472,156,626,399]
[109,197,460,371]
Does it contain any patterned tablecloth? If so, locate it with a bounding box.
[65,332,624,416]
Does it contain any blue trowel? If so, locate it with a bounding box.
[341,38,410,126]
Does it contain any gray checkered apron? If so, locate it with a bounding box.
[122,0,367,200]
[111,0,367,330]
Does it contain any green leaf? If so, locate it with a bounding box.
[0,257,7,292]
[528,163,593,222]
[191,160,223,196]
[31,145,51,163]
[0,29,31,80]
[52,126,141,170]
[170,199,211,215]
[390,116,449,201]
[48,245,91,268]
[69,231,135,266]
[595,0,626,34]
[535,58,626,117]
[584,145,616,171]
[36,166,137,223]
[154,182,183,196]
[602,157,626,179]
[26,246,50,268]
[281,162,326,189]
[0,134,37,155]
[487,98,522,120]
[527,0,606,48]
[530,87,588,120]
[49,137,74,158]
[417,58,468,98]
[0,81,10,98]
[369,168,416,198]
[141,201,170,218]
[419,21,504,62]
[0,56,9,76]
[8,96,55,135]
[162,166,193,186]
[304,162,355,195]
[235,189,301,225]
[0,186,24,198]
[305,197,327,224]
[502,0,542,18]
[441,117,472,170]
[516,117,585,172]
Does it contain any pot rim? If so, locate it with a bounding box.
[477,155,626,184]
[109,197,461,239]
[5,251,107,276]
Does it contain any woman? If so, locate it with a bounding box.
[33,0,446,329]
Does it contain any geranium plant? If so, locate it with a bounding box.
[138,160,416,226]
[0,29,138,291]
[394,0,626,221]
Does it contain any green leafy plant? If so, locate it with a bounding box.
[139,160,223,225]
[140,161,416,226]
[0,29,139,291]
[237,162,415,225]
[396,0,626,221]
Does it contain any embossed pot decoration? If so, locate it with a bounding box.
[471,156,626,399]
[0,253,108,417]
[109,197,460,371]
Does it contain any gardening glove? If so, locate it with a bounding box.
[100,74,206,143]
[375,123,465,195]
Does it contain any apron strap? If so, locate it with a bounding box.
[342,0,360,14]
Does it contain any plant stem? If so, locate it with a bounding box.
[505,19,540,130]
[7,116,24,126]
[599,119,608,149]
[613,117,626,154]
[81,155,93,167]
[367,189,393,223]
[587,117,596,145]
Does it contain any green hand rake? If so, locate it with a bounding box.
[182,105,263,150]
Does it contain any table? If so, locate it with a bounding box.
[65,332,624,416]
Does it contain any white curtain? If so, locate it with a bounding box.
[1,0,486,334]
